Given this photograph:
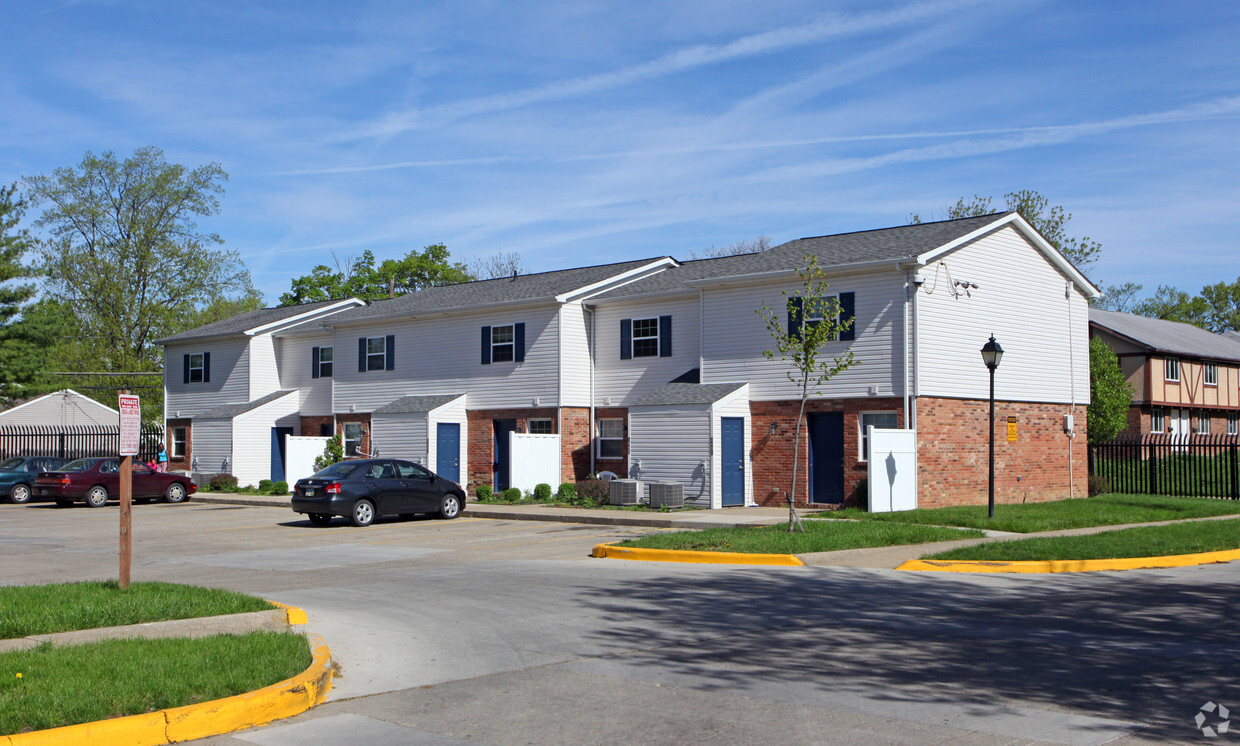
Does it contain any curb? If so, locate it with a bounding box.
[593,543,805,566]
[896,546,1240,573]
[3,610,332,746]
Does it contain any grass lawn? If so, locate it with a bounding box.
[923,517,1240,562]
[0,631,310,735]
[0,581,275,639]
[805,494,1240,533]
[615,520,984,554]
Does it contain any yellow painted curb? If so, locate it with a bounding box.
[593,543,804,566]
[897,546,1240,574]
[269,601,309,626]
[5,634,333,746]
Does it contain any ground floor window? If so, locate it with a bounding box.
[597,418,624,459]
[527,418,553,434]
[858,411,899,461]
[170,427,187,457]
[1229,413,1238,436]
[1151,409,1165,433]
[1197,413,1211,434]
[343,422,364,456]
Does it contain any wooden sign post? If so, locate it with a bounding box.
[117,392,141,590]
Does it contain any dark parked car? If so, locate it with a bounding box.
[0,457,68,503]
[34,458,197,507]
[291,458,465,527]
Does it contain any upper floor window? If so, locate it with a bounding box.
[1205,363,1218,386]
[1164,358,1180,382]
[788,293,856,341]
[527,418,553,434]
[1151,408,1165,433]
[183,352,210,384]
[859,411,899,462]
[312,346,333,378]
[358,335,395,372]
[481,323,525,364]
[620,316,671,359]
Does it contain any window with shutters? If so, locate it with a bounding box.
[187,353,206,383]
[632,318,659,357]
[621,315,671,359]
[365,338,386,371]
[491,325,515,363]
[318,346,333,378]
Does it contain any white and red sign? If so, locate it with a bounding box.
[118,394,141,456]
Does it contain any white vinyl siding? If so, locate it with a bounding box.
[699,271,899,400]
[711,389,751,509]
[276,332,334,416]
[230,393,300,486]
[428,397,467,481]
[916,226,1091,404]
[0,391,117,426]
[164,339,249,418]
[593,296,699,406]
[248,335,281,401]
[190,419,232,475]
[558,302,592,406]
[331,306,561,412]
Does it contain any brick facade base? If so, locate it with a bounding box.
[165,418,192,473]
[300,415,335,438]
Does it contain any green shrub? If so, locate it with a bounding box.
[557,482,577,501]
[208,473,238,492]
[501,488,522,503]
[272,481,288,495]
[1088,474,1112,497]
[258,479,274,494]
[575,478,609,506]
[476,485,493,501]
[313,435,343,472]
[533,483,552,500]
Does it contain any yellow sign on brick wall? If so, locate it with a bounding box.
[1007,416,1017,442]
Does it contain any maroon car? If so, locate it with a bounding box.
[34,458,197,508]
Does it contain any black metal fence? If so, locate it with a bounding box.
[0,425,164,463]
[1089,434,1240,499]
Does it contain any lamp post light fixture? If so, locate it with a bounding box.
[980,335,1004,518]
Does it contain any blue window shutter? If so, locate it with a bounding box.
[311,347,320,379]
[183,354,190,384]
[202,352,210,383]
[788,297,803,341]
[514,323,525,363]
[358,337,366,372]
[620,319,632,360]
[658,315,672,357]
[385,334,395,370]
[481,326,492,365]
[839,292,856,341]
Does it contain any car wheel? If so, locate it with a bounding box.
[307,513,333,526]
[439,493,462,519]
[350,499,375,527]
[54,499,73,508]
[85,486,109,508]
[163,482,188,503]
[9,484,31,504]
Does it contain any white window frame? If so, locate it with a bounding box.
[188,353,206,383]
[491,324,515,363]
[631,318,660,358]
[318,346,334,378]
[1205,363,1218,386]
[1228,413,1237,436]
[1197,413,1210,434]
[1151,408,1165,433]
[171,427,187,457]
[365,337,386,372]
[343,422,364,457]
[1164,358,1180,382]
[527,418,553,435]
[597,418,624,459]
[858,411,899,462]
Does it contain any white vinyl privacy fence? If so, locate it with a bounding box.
[508,433,560,493]
[867,428,917,513]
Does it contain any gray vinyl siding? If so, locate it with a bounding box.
[372,413,429,465]
[558,302,591,407]
[276,331,334,416]
[0,393,117,426]
[191,419,233,475]
[916,226,1091,404]
[629,405,712,507]
[593,296,700,406]
[231,394,300,486]
[331,305,561,412]
[164,339,250,418]
[699,269,904,401]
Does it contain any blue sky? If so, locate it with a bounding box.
[3,0,1237,305]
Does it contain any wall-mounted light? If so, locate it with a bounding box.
[533,397,540,406]
[769,422,778,435]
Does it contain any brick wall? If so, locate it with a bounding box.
[465,407,560,489]
[592,407,629,478]
[334,413,372,457]
[916,397,1088,507]
[300,415,334,438]
[165,418,191,472]
[560,407,593,482]
[750,397,903,508]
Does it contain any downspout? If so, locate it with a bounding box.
[910,273,920,430]
[1067,281,1077,498]
[588,305,596,477]
[903,271,912,429]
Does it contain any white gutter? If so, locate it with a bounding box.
[683,258,910,289]
[555,257,680,303]
[243,298,365,336]
[588,306,596,477]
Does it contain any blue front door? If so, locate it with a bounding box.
[270,427,294,482]
[808,412,845,504]
[720,417,745,507]
[436,423,461,483]
[493,419,517,490]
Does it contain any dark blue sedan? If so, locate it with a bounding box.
[291,458,466,527]
[0,457,68,503]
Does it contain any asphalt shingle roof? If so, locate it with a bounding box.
[157,300,357,344]
[195,390,296,420]
[1089,309,1240,362]
[372,394,465,414]
[631,382,747,407]
[594,213,1011,300]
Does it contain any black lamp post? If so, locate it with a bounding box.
[980,335,1004,518]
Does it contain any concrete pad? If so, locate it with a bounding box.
[169,544,445,571]
[0,609,289,652]
[234,713,475,746]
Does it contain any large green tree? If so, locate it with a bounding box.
[911,190,1101,270]
[1087,337,1134,444]
[279,244,473,306]
[0,184,41,401]
[24,147,255,374]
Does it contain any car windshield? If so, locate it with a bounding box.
[313,462,358,479]
[60,459,95,472]
[0,458,24,470]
